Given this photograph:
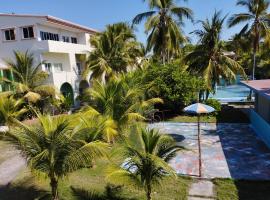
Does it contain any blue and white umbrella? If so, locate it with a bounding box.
[183,103,215,115]
[183,103,215,178]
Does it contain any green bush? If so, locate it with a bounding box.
[205,98,221,115]
[143,62,206,112]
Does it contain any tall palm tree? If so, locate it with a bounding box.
[5,51,57,103]
[3,113,108,200]
[82,74,162,142]
[0,94,27,128]
[84,23,143,82]
[186,11,246,94]
[133,0,193,63]
[228,0,270,80]
[107,128,183,200]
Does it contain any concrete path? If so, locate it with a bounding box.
[0,155,26,185]
[149,122,270,180]
[188,179,215,200]
[0,141,26,186]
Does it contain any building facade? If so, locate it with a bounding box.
[0,13,97,104]
[242,80,270,147]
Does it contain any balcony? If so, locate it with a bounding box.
[37,40,93,54]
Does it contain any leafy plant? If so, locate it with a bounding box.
[107,128,183,200]
[133,0,193,63]
[84,23,143,82]
[205,99,221,115]
[3,113,108,200]
[143,62,205,111]
[81,74,162,142]
[0,94,27,127]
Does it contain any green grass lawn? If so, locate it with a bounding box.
[0,160,191,200]
[214,178,270,200]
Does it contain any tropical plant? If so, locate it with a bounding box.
[228,0,270,80]
[82,74,162,142]
[107,128,183,200]
[3,113,108,200]
[186,11,246,95]
[5,51,57,103]
[84,23,143,82]
[132,0,193,63]
[142,61,205,111]
[0,94,27,127]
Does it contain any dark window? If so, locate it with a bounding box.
[22,26,34,39]
[62,36,69,43]
[4,29,15,41]
[71,37,77,44]
[40,31,59,41]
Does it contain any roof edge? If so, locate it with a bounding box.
[0,13,99,34]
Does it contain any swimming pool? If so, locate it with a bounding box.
[209,84,251,102]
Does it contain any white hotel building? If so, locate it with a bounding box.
[0,13,97,104]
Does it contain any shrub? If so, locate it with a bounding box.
[143,62,206,112]
[205,98,221,115]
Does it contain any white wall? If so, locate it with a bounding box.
[0,15,93,102]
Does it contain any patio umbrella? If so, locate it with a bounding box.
[183,103,215,178]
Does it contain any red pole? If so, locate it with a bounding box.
[197,114,202,178]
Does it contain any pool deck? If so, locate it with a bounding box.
[149,123,270,180]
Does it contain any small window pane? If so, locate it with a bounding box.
[28,27,34,38]
[5,30,10,40]
[10,30,15,40]
[71,37,77,44]
[23,28,29,38]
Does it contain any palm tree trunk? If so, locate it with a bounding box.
[50,177,58,200]
[252,50,256,80]
[146,184,152,200]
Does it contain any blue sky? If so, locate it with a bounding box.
[1,0,247,43]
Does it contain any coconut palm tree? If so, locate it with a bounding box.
[0,94,27,128]
[5,51,57,103]
[132,0,193,63]
[3,113,108,200]
[186,11,246,95]
[84,23,143,82]
[82,74,162,142]
[107,128,183,200]
[228,0,270,80]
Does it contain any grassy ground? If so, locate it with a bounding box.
[167,105,250,123]
[214,178,270,200]
[0,160,192,200]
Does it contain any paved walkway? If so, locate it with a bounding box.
[0,142,26,185]
[149,122,270,180]
[188,179,215,200]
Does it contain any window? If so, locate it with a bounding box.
[44,63,52,73]
[76,63,82,75]
[71,37,77,44]
[22,26,34,39]
[54,63,63,72]
[40,31,59,41]
[4,29,15,41]
[62,36,69,43]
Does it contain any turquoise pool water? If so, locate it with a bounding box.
[209,84,251,102]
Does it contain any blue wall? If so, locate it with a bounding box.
[250,109,270,148]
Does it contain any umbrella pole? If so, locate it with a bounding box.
[197,114,202,178]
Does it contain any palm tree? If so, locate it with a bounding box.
[84,23,143,82]
[133,0,193,63]
[82,74,162,142]
[3,113,108,200]
[107,128,183,200]
[186,11,246,95]
[0,94,27,128]
[5,51,57,103]
[228,0,270,80]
